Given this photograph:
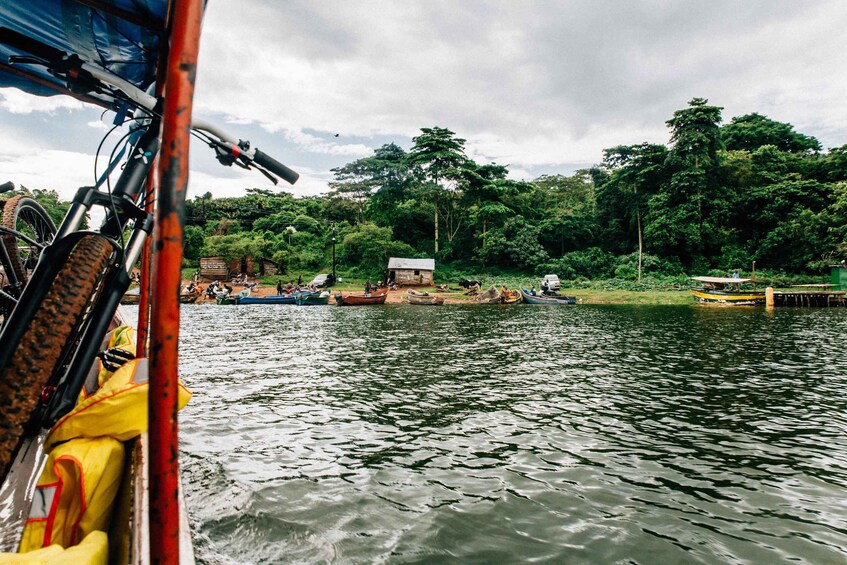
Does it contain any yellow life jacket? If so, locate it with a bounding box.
[16,327,192,554]
[0,531,107,564]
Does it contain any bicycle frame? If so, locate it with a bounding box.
[0,117,160,423]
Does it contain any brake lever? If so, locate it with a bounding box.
[253,165,279,185]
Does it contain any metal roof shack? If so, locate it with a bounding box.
[387,257,434,286]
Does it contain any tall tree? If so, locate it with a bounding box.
[648,98,725,266]
[408,127,469,253]
[721,113,821,154]
[601,143,668,280]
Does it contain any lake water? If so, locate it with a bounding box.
[133,303,847,563]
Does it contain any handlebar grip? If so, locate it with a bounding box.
[0,27,66,63]
[252,149,299,185]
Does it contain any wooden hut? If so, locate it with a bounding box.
[387,257,434,286]
[259,257,280,276]
[198,256,229,280]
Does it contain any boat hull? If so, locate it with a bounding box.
[520,287,576,305]
[121,290,200,305]
[335,288,389,305]
[296,292,330,305]
[691,289,765,305]
[404,294,444,305]
[236,295,297,305]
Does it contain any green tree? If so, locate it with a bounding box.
[183,224,204,261]
[408,127,469,253]
[600,144,667,280]
[721,113,821,154]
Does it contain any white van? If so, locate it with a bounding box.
[541,274,560,292]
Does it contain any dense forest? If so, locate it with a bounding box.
[21,98,847,286]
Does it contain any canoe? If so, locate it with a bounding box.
[404,290,444,305]
[121,288,200,305]
[474,287,522,304]
[295,291,330,305]
[520,287,576,305]
[335,287,389,306]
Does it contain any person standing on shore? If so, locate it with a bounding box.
[364,279,372,296]
[276,280,283,295]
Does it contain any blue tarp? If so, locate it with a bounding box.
[0,0,168,104]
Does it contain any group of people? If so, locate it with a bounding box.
[276,275,318,296]
[205,279,233,299]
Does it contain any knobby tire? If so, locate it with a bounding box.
[0,235,113,477]
[1,195,57,286]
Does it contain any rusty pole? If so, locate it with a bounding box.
[148,0,203,562]
[137,23,170,359]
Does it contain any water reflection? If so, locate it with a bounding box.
[150,303,847,563]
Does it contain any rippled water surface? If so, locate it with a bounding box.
[146,304,847,563]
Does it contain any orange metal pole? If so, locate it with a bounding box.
[137,24,170,359]
[136,174,156,358]
[149,0,203,562]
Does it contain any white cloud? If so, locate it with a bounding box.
[194,0,847,170]
[0,89,86,114]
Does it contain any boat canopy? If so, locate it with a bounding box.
[691,276,751,284]
[0,0,168,107]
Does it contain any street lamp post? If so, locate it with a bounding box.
[331,236,336,285]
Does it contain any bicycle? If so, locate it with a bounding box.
[0,26,299,479]
[0,181,57,323]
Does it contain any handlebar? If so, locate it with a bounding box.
[252,149,299,185]
[0,27,299,186]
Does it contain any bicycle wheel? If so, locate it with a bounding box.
[0,235,113,477]
[1,195,57,287]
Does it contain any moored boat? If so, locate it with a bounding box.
[216,288,250,305]
[404,289,444,305]
[474,286,522,304]
[690,277,765,305]
[296,290,331,305]
[121,288,201,305]
[520,287,576,305]
[236,293,297,305]
[335,287,389,306]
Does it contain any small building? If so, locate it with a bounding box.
[199,256,229,280]
[259,257,280,277]
[387,257,434,286]
[831,263,847,290]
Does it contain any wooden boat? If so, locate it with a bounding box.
[520,287,576,305]
[121,288,200,305]
[335,287,389,305]
[216,288,250,305]
[690,276,765,305]
[295,290,331,305]
[474,286,522,304]
[404,289,444,305]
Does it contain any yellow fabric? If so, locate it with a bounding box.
[48,359,192,450]
[19,439,123,552]
[1,531,107,564]
[97,326,136,390]
[17,326,192,554]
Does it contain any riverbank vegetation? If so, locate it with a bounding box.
[21,98,847,288]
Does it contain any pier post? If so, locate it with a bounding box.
[766,287,774,309]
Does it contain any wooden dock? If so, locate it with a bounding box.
[772,286,846,307]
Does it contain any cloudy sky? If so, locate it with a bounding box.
[1,0,845,203]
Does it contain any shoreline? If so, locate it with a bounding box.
[188,282,695,306]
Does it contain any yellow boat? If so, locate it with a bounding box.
[690,276,765,305]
